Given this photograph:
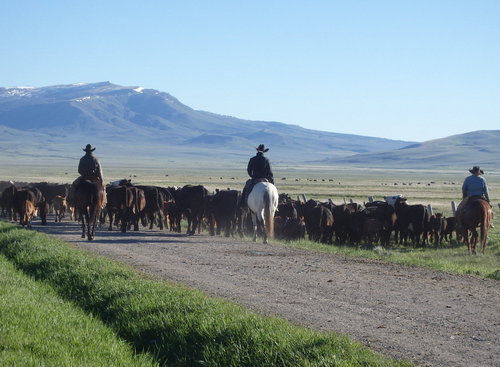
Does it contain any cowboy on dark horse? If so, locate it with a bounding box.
[77,144,104,184]
[73,144,106,206]
[240,144,274,207]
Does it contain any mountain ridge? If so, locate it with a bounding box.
[0,82,498,169]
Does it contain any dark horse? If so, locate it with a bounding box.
[458,198,493,254]
[74,179,105,240]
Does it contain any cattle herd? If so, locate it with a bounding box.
[0,178,464,249]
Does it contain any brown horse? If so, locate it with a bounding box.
[458,198,493,254]
[74,179,105,240]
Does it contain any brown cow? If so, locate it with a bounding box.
[22,200,37,228]
[13,189,37,228]
[428,213,447,245]
[53,195,67,222]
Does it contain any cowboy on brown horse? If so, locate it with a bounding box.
[456,166,491,219]
[456,166,493,253]
[73,144,106,240]
[73,144,106,208]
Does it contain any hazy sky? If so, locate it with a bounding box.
[1,1,498,142]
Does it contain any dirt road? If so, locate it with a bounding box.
[36,222,499,367]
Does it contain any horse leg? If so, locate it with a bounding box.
[251,212,258,242]
[258,213,267,244]
[89,208,100,241]
[80,211,86,238]
[471,230,478,254]
[479,224,485,254]
[262,219,268,244]
[84,212,91,240]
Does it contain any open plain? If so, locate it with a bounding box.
[3,165,500,366]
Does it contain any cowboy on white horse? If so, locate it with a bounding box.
[240,144,274,207]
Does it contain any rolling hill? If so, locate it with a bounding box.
[320,130,500,169]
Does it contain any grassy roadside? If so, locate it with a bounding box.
[0,221,413,367]
[0,253,156,367]
[276,227,500,280]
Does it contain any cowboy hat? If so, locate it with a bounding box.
[469,166,484,174]
[83,144,96,153]
[256,144,269,152]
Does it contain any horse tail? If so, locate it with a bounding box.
[264,189,275,238]
[88,182,99,216]
[133,188,139,214]
[480,204,491,253]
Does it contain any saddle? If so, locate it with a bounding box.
[240,178,271,207]
[82,175,102,184]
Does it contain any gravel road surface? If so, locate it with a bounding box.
[36,222,499,367]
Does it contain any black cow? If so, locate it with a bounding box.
[275,200,298,240]
[136,185,165,230]
[394,197,430,246]
[282,216,306,241]
[443,216,456,242]
[296,199,334,243]
[173,185,209,235]
[331,203,360,244]
[1,183,17,220]
[32,182,68,207]
[163,200,182,232]
[105,185,127,231]
[207,189,241,237]
[364,201,397,246]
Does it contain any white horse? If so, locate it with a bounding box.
[247,181,279,244]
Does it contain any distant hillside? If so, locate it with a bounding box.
[320,130,500,169]
[0,82,497,170]
[0,82,411,167]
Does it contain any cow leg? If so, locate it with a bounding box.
[186,216,192,235]
[157,212,164,230]
[133,214,140,231]
[121,209,129,233]
[148,213,154,230]
[191,217,199,235]
[108,212,113,230]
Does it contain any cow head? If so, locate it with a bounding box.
[384,195,405,208]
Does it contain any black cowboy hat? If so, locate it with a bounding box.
[83,144,96,153]
[256,144,269,152]
[469,166,484,174]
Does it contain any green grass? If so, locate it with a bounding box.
[0,222,413,367]
[0,253,156,367]
[276,224,500,280]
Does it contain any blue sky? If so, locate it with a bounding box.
[1,1,498,142]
